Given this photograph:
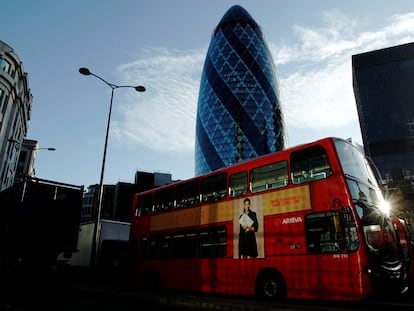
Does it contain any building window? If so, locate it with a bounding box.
[2,94,8,115]
[0,58,10,74]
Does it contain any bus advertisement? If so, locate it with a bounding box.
[128,137,409,301]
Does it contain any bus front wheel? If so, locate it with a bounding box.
[255,270,286,301]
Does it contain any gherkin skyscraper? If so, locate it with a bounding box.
[195,5,287,175]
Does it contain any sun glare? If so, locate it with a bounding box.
[379,200,390,216]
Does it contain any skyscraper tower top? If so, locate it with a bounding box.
[214,5,260,35]
[195,5,287,175]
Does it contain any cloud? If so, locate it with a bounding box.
[112,47,205,153]
[273,11,414,138]
[279,59,355,129]
[112,11,414,154]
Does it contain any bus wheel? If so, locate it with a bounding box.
[255,270,286,301]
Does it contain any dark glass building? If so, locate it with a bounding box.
[352,42,414,189]
[195,5,286,175]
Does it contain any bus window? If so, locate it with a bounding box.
[175,180,199,208]
[149,232,171,259]
[251,161,288,193]
[342,206,359,251]
[172,229,197,258]
[137,193,153,216]
[291,146,332,184]
[139,236,149,259]
[305,211,346,253]
[154,187,174,212]
[199,226,227,258]
[201,172,227,202]
[229,171,248,197]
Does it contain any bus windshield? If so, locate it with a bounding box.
[334,139,378,187]
[334,139,400,263]
[334,139,384,210]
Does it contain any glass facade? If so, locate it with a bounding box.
[352,42,414,184]
[195,5,286,175]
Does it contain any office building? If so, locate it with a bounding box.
[352,42,414,209]
[0,40,32,190]
[82,171,174,223]
[195,5,286,175]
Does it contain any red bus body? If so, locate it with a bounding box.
[129,137,407,301]
[393,218,414,289]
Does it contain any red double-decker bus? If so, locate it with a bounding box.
[129,137,408,301]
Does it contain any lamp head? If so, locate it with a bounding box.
[79,67,91,75]
[135,86,146,92]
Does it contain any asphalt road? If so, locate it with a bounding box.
[1,268,414,311]
[2,282,414,311]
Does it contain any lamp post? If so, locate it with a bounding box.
[79,67,145,268]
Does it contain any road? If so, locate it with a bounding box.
[1,268,414,311]
[2,286,414,311]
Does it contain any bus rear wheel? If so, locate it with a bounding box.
[255,270,286,301]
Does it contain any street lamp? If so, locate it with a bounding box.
[79,67,145,268]
[34,147,56,151]
[8,138,56,151]
[7,138,56,182]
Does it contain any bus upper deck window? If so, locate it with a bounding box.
[291,146,332,184]
[176,180,199,208]
[137,193,153,216]
[154,187,174,212]
[229,171,248,197]
[251,161,288,193]
[201,173,227,202]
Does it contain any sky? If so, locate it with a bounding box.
[3,0,414,188]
